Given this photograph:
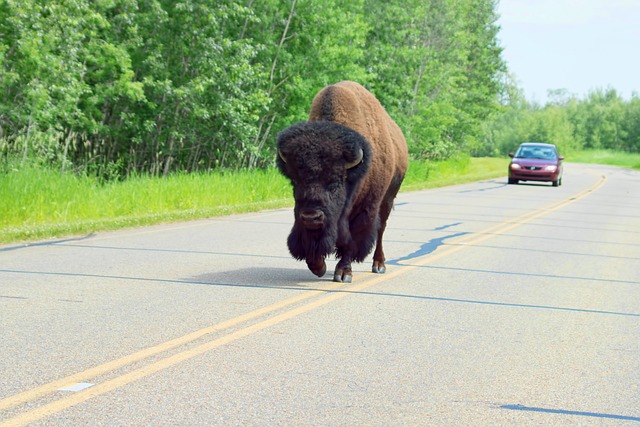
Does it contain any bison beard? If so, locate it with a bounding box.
[276,81,408,283]
[287,220,338,278]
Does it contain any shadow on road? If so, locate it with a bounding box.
[0,234,96,252]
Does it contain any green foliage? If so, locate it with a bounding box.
[622,97,640,152]
[243,0,372,167]
[1,0,506,176]
[478,87,640,156]
[363,0,504,160]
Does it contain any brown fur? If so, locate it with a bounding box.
[309,81,409,215]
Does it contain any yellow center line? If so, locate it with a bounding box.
[0,281,344,412]
[441,171,608,252]
[0,172,607,427]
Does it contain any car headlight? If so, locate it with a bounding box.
[545,165,557,172]
[510,163,521,170]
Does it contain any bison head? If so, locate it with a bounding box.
[276,121,372,276]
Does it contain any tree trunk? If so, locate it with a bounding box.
[22,113,33,163]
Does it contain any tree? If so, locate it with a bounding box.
[244,0,370,167]
[0,0,142,164]
[362,0,505,160]
[1,0,510,175]
[479,87,640,156]
[622,95,640,152]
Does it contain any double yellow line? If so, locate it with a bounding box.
[0,172,607,426]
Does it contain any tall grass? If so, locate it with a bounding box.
[1,156,508,244]
[0,162,292,243]
[569,150,640,170]
[403,156,507,191]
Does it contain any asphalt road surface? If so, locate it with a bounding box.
[1,163,639,426]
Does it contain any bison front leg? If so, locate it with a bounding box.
[334,208,378,283]
[334,213,356,283]
[306,257,327,278]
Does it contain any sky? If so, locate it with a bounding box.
[496,0,640,104]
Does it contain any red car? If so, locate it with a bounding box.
[508,142,564,186]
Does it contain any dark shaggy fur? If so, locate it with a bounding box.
[277,122,372,263]
[276,81,408,282]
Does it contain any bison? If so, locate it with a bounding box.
[276,81,408,283]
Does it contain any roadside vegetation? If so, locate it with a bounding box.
[3,150,635,245]
[476,86,640,158]
[0,156,507,244]
[0,159,290,243]
[569,150,640,170]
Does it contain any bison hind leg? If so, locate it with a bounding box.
[372,262,386,274]
[372,173,405,275]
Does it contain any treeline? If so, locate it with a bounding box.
[477,84,640,156]
[0,0,504,177]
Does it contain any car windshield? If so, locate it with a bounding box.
[515,146,557,160]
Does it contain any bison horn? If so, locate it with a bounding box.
[278,149,287,164]
[346,148,363,169]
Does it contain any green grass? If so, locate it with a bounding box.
[0,164,293,244]
[568,150,640,170]
[0,156,504,245]
[403,156,507,191]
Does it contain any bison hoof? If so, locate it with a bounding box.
[333,267,352,283]
[372,261,386,274]
[307,259,326,277]
[333,273,352,283]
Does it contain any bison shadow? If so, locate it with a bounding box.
[188,266,338,291]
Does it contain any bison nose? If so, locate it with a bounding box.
[299,209,325,229]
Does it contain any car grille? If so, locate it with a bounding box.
[513,171,553,180]
[524,166,542,171]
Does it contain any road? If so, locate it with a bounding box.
[1,163,639,426]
